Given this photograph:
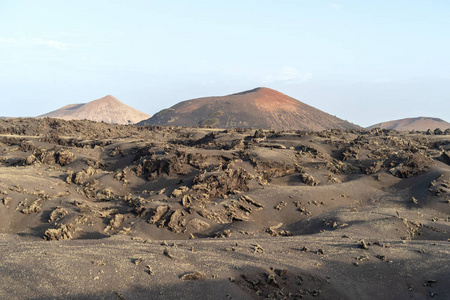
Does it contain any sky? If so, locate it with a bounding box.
[0,0,449,127]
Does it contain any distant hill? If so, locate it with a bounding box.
[367,117,450,131]
[138,87,359,131]
[38,95,151,125]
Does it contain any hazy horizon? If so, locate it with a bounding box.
[1,0,449,127]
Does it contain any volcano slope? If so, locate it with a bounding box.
[368,117,450,132]
[38,95,151,125]
[0,118,449,299]
[139,87,359,131]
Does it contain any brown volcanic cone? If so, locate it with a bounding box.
[38,95,151,125]
[139,87,359,130]
[368,117,450,131]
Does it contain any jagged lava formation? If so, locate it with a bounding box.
[0,118,449,299]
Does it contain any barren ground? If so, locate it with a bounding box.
[0,118,449,299]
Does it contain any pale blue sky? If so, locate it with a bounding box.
[1,0,449,126]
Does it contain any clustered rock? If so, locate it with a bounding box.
[0,119,447,241]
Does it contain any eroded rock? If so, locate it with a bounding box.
[106,213,125,230]
[180,271,205,281]
[188,218,210,231]
[390,153,435,178]
[300,172,319,186]
[72,167,96,185]
[48,207,68,223]
[21,199,42,214]
[55,149,76,166]
[192,168,251,198]
[44,224,74,240]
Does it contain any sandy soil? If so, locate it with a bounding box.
[0,118,448,299]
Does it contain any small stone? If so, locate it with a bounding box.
[359,239,369,250]
[146,265,154,275]
[180,271,205,281]
[300,246,309,252]
[253,244,264,253]
[2,197,11,206]
[163,247,174,259]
